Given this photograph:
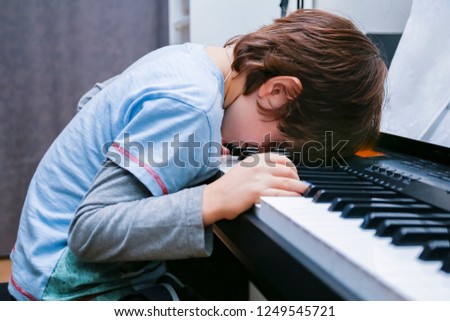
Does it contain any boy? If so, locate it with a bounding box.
[9,9,386,300]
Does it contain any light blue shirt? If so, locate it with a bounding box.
[9,43,225,300]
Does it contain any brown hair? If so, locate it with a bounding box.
[226,9,387,163]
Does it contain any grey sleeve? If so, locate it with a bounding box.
[68,160,213,262]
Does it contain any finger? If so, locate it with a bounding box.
[265,153,297,173]
[242,153,299,178]
[268,177,310,194]
[245,152,291,165]
[266,163,300,179]
[263,152,291,164]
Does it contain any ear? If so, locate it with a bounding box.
[257,76,303,109]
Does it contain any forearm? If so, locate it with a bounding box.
[68,161,212,262]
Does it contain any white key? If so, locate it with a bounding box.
[258,196,450,300]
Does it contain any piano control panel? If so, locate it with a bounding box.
[353,157,450,192]
[334,152,450,214]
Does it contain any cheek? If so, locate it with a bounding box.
[221,109,242,144]
[221,98,249,139]
[256,120,286,147]
[222,93,281,145]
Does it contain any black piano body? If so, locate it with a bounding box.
[213,133,450,300]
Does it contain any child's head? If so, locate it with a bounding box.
[225,9,387,164]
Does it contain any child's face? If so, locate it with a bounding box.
[221,90,285,150]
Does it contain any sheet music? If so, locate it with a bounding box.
[381,0,450,148]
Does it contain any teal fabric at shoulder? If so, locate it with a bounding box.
[9,43,225,300]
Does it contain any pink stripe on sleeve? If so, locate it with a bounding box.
[111,142,169,195]
[10,275,37,301]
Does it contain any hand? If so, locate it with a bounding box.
[202,153,309,225]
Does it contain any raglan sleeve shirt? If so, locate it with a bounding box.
[68,160,212,262]
[68,43,225,263]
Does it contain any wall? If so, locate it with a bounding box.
[190,0,412,45]
[190,0,297,46]
[0,0,168,256]
[310,0,412,33]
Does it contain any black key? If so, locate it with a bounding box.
[392,227,450,246]
[329,197,417,211]
[419,240,450,261]
[298,172,353,178]
[441,255,450,273]
[237,147,259,160]
[270,147,291,157]
[306,180,378,197]
[303,176,361,183]
[306,180,375,186]
[361,213,450,229]
[313,190,398,203]
[341,203,436,218]
[296,167,346,175]
[304,185,384,197]
[298,172,362,182]
[376,220,450,237]
[225,144,242,156]
[300,177,374,185]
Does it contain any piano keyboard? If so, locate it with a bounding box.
[256,165,450,300]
